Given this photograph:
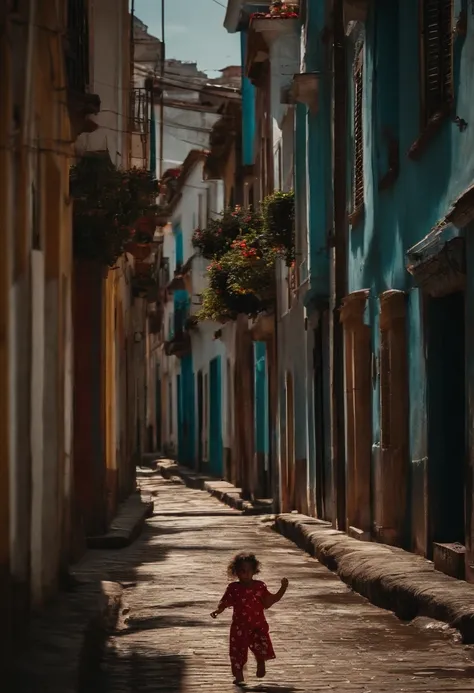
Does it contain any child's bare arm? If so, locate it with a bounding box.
[210,604,226,619]
[262,578,289,609]
[210,585,234,618]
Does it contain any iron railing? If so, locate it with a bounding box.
[66,0,90,93]
[131,88,150,133]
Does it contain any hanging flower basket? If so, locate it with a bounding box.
[261,190,295,265]
[192,206,262,260]
[197,229,276,322]
[250,1,299,20]
[70,156,159,266]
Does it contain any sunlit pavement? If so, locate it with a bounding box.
[79,472,474,692]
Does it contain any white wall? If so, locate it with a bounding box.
[77,0,127,166]
[159,160,228,463]
[155,104,220,173]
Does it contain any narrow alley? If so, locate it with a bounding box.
[78,473,474,693]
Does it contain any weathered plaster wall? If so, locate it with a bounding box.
[347,1,473,555]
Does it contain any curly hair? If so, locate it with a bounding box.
[227,552,261,579]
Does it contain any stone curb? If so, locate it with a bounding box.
[87,491,154,549]
[11,580,123,693]
[274,513,474,644]
[155,459,273,515]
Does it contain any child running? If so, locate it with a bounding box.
[210,552,289,685]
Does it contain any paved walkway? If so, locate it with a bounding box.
[78,472,474,692]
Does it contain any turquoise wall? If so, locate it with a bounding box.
[174,224,184,266]
[346,0,472,548]
[240,31,256,167]
[302,0,331,306]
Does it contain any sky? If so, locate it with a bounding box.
[134,0,241,78]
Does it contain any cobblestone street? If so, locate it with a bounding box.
[78,473,474,692]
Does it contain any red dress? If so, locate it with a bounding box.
[219,580,276,668]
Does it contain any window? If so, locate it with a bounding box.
[351,44,364,218]
[421,0,453,124]
[277,143,282,191]
[206,187,211,224]
[198,194,204,229]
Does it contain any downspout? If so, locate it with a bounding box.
[331,0,348,530]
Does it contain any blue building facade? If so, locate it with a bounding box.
[221,0,474,581]
[343,0,474,575]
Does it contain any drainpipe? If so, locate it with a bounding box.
[331,0,347,531]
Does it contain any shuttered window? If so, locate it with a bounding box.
[422,0,453,123]
[353,47,364,214]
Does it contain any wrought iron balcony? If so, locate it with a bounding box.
[65,0,101,139]
[131,88,150,134]
[65,0,89,93]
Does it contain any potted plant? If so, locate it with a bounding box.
[261,190,295,265]
[70,156,159,267]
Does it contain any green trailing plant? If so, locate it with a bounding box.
[192,206,262,260]
[70,156,159,266]
[197,229,276,322]
[194,198,294,322]
[261,190,295,265]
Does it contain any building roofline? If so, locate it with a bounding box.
[224,0,243,33]
[224,1,271,33]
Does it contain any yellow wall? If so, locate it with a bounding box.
[0,0,75,627]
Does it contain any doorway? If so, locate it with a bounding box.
[209,356,223,476]
[426,291,466,548]
[180,354,195,467]
[285,372,295,510]
[314,310,332,521]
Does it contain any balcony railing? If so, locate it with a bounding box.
[131,88,150,134]
[66,0,90,94]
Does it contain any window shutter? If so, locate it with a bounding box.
[353,50,364,212]
[423,0,453,121]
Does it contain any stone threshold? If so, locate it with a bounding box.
[274,512,474,644]
[154,458,273,515]
[87,491,154,549]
